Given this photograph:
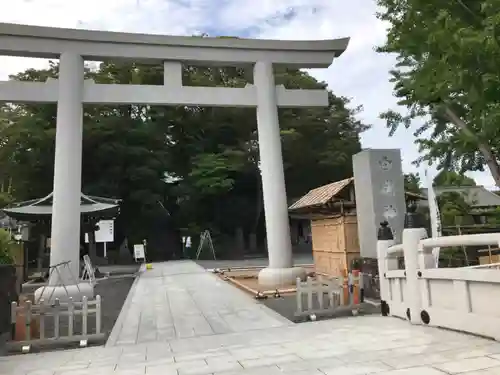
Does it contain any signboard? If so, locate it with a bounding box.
[134,244,145,261]
[85,220,114,243]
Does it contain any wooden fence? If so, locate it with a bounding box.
[7,295,104,352]
[295,273,363,318]
[296,276,343,317]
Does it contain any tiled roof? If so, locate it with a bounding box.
[289,178,353,211]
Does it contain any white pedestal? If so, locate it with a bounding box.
[34,283,94,304]
[258,266,306,288]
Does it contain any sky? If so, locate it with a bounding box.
[0,0,495,188]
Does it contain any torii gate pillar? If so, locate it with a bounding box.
[0,23,350,293]
[254,61,305,286]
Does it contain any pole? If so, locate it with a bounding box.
[254,61,306,286]
[49,52,84,286]
[254,61,292,269]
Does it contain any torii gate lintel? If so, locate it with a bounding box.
[0,23,349,298]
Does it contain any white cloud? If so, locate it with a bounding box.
[0,0,495,188]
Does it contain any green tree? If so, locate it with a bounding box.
[433,171,475,227]
[0,229,14,264]
[433,170,476,187]
[376,0,500,186]
[404,172,421,193]
[0,192,13,209]
[0,59,368,258]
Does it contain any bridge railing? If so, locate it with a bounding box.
[378,225,500,340]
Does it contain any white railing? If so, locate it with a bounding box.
[384,269,408,319]
[8,295,104,352]
[378,239,407,319]
[295,273,362,318]
[465,262,500,270]
[378,228,500,341]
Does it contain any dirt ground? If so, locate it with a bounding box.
[219,266,315,293]
[217,267,381,323]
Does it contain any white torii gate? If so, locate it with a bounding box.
[0,23,349,299]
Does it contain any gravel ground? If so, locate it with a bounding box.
[94,275,135,337]
[196,259,381,324]
[195,254,313,270]
[262,295,381,322]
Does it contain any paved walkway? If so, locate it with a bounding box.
[2,261,500,375]
[106,261,290,346]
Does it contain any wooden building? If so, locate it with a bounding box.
[289,178,424,277]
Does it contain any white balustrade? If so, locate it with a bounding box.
[378,227,500,341]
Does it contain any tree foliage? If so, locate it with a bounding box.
[403,172,421,194]
[376,0,500,186]
[404,170,476,227]
[0,229,14,264]
[0,60,368,258]
[433,170,476,187]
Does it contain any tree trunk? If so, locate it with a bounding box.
[443,106,500,187]
[88,230,98,263]
[249,177,263,253]
[36,234,46,273]
[249,233,257,253]
[251,178,263,232]
[234,227,245,259]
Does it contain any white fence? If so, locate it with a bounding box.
[8,295,104,352]
[295,274,362,318]
[378,229,500,340]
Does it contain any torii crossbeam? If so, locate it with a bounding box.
[0,22,349,298]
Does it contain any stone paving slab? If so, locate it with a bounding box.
[3,261,500,375]
[106,261,291,346]
[3,316,500,374]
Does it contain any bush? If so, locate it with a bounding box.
[0,229,14,265]
[351,257,362,270]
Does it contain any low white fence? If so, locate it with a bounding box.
[7,295,104,352]
[295,273,362,318]
[378,229,500,340]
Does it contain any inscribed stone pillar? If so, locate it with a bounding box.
[353,149,406,258]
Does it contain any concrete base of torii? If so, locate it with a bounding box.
[34,283,94,304]
[258,266,306,288]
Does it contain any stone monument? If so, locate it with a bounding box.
[353,149,406,259]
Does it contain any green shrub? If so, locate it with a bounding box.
[0,229,14,265]
[351,257,362,270]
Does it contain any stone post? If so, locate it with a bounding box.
[377,221,394,316]
[35,52,93,303]
[253,61,305,287]
[49,52,84,286]
[401,204,427,324]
